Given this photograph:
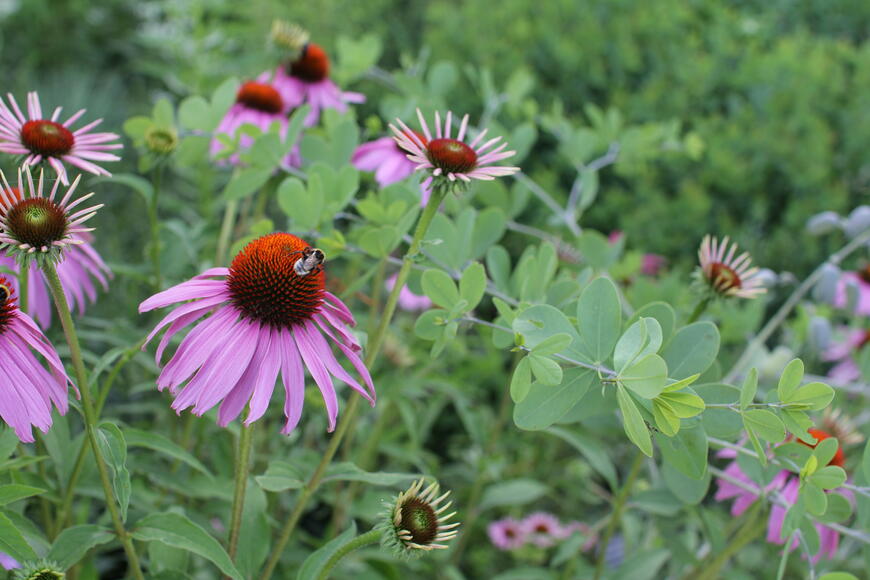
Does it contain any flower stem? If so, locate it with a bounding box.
[682,502,766,580]
[148,165,164,291]
[41,261,145,580]
[258,185,448,580]
[216,199,239,266]
[594,450,644,580]
[17,263,28,313]
[227,422,255,564]
[315,528,381,580]
[687,296,712,324]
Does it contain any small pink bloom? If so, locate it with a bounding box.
[823,327,868,384]
[0,92,121,184]
[521,512,563,547]
[0,552,19,570]
[834,270,870,316]
[487,518,526,551]
[641,253,666,276]
[385,274,431,312]
[272,43,365,127]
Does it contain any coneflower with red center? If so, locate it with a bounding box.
[487,518,526,551]
[211,75,301,168]
[0,92,121,185]
[139,233,375,432]
[0,167,102,263]
[696,235,766,299]
[0,276,75,442]
[834,265,870,315]
[390,109,520,192]
[272,42,365,127]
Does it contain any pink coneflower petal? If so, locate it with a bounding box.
[0,92,120,184]
[140,233,374,434]
[697,235,766,299]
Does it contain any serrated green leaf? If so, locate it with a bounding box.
[778,359,804,402]
[617,385,652,456]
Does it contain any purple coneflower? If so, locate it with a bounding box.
[390,109,520,187]
[210,77,301,167]
[0,276,74,442]
[0,92,121,184]
[272,43,365,127]
[697,235,765,299]
[834,267,870,315]
[0,232,111,329]
[385,273,431,312]
[139,233,375,433]
[0,168,101,259]
[352,134,420,188]
[521,512,564,547]
[487,518,526,551]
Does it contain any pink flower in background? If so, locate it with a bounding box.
[0,276,75,442]
[641,253,666,276]
[0,552,18,570]
[823,328,868,383]
[521,512,564,547]
[488,518,526,551]
[140,233,374,434]
[272,43,365,127]
[210,76,301,167]
[352,136,417,187]
[385,273,432,312]
[834,269,870,315]
[390,109,520,185]
[0,232,111,329]
[0,92,121,184]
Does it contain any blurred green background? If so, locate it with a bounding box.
[1,0,867,273]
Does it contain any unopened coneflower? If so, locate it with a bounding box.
[211,75,300,167]
[0,275,75,442]
[380,479,459,556]
[0,232,111,329]
[270,23,364,126]
[139,233,375,433]
[0,92,121,184]
[696,235,765,299]
[10,559,64,580]
[390,109,520,193]
[0,168,101,265]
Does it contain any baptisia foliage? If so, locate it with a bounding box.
[0,13,867,580]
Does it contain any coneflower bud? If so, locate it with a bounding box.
[145,126,178,156]
[270,20,310,53]
[379,479,460,557]
[11,559,65,580]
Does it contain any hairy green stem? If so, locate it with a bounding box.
[228,423,255,565]
[594,450,644,580]
[258,185,448,579]
[215,199,239,266]
[148,165,164,291]
[686,296,711,324]
[316,528,381,579]
[17,263,28,313]
[42,261,145,580]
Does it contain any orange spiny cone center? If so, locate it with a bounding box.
[236,82,284,114]
[799,428,845,468]
[20,120,75,156]
[427,138,477,174]
[289,43,330,82]
[227,233,325,328]
[5,198,68,250]
[710,262,742,291]
[0,277,16,332]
